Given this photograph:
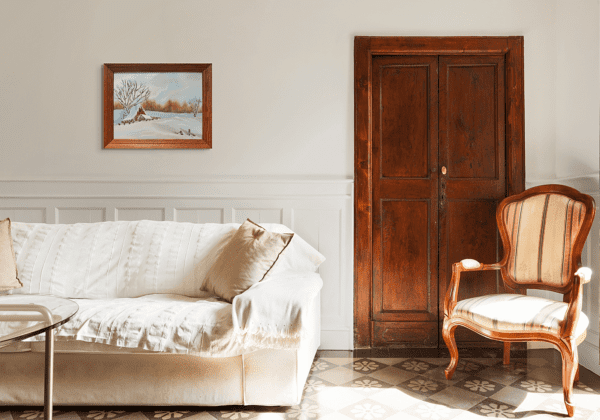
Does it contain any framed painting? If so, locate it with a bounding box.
[103,63,212,149]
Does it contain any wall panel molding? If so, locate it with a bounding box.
[0,178,354,350]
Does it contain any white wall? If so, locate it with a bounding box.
[0,0,570,182]
[555,0,599,179]
[1,0,600,362]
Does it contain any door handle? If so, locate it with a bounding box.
[441,166,447,175]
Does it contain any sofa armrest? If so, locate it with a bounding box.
[231,272,323,345]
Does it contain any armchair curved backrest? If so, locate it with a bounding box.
[497,184,596,294]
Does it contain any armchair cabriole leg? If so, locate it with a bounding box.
[503,342,510,365]
[442,321,458,380]
[574,364,580,385]
[558,339,578,417]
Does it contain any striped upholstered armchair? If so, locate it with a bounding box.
[442,184,595,417]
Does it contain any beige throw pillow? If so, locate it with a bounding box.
[0,218,23,291]
[203,219,293,302]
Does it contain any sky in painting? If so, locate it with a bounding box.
[114,72,202,104]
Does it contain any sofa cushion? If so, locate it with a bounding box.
[203,220,293,302]
[0,218,22,292]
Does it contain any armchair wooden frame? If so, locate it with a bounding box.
[442,184,595,417]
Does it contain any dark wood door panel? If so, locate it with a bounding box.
[371,54,439,341]
[438,55,507,346]
[445,200,503,300]
[373,199,438,323]
[373,56,437,179]
[439,55,505,183]
[373,321,438,347]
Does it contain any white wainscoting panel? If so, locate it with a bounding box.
[0,179,354,350]
[526,175,600,375]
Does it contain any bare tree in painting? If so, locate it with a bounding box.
[188,97,202,117]
[115,80,151,118]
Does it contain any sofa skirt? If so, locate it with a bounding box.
[0,341,318,406]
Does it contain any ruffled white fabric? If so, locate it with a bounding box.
[22,272,322,357]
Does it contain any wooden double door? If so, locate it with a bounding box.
[354,37,525,348]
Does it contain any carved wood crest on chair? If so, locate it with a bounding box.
[442,184,596,417]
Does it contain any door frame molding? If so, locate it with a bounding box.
[354,36,525,348]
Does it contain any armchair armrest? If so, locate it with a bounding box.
[444,259,503,317]
[231,272,323,347]
[575,267,592,284]
[562,266,592,338]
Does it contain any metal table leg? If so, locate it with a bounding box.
[44,328,54,420]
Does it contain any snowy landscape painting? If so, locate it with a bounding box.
[104,64,212,149]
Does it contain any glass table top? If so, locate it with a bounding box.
[0,294,79,347]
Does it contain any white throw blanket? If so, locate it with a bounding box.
[19,272,322,357]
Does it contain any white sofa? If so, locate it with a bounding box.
[0,220,323,406]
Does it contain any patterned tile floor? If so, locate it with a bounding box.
[2,352,600,420]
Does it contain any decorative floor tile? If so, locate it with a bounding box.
[511,378,562,394]
[144,411,196,420]
[397,375,448,397]
[477,366,528,386]
[311,360,338,374]
[422,366,469,385]
[369,388,426,411]
[345,359,389,374]
[454,360,487,375]
[468,358,503,367]
[209,409,260,420]
[486,385,552,410]
[575,383,596,394]
[493,360,530,376]
[417,359,449,367]
[310,386,365,411]
[115,413,154,420]
[454,376,505,397]
[338,399,395,420]
[253,414,285,420]
[426,386,487,411]
[525,367,564,386]
[284,398,330,420]
[183,414,218,420]
[523,357,550,368]
[394,359,439,374]
[320,358,356,366]
[316,413,352,420]
[303,377,337,397]
[404,401,461,420]
[468,398,524,419]
[313,366,366,385]
[50,413,81,420]
[80,411,129,420]
[368,366,419,386]
[341,376,394,396]
[383,412,421,420]
[368,358,408,366]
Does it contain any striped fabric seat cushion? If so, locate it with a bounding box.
[453,294,588,338]
[503,193,585,287]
